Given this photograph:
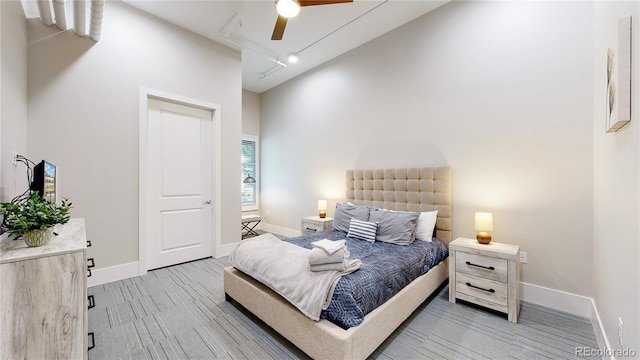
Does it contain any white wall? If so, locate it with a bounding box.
[1,1,28,202]
[261,1,594,296]
[242,89,261,136]
[26,1,242,268]
[592,1,639,352]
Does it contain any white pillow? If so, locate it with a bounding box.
[347,218,378,243]
[415,210,438,242]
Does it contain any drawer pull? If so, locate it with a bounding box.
[88,295,95,309]
[465,261,495,271]
[87,258,95,277]
[305,227,317,232]
[88,332,95,351]
[466,282,495,293]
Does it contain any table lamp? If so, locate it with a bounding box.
[475,212,493,244]
[318,200,327,218]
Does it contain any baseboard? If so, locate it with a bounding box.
[520,281,615,357]
[87,261,139,287]
[214,223,298,258]
[86,243,240,285]
[216,241,240,258]
[589,298,614,359]
[102,228,295,267]
[257,222,300,238]
[520,282,593,318]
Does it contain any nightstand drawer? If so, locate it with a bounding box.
[456,252,507,283]
[302,222,323,233]
[301,216,333,235]
[449,237,520,322]
[455,272,508,307]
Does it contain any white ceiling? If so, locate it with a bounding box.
[123,0,449,93]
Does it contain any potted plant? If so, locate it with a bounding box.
[1,192,72,247]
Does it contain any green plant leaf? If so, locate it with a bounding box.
[1,192,73,238]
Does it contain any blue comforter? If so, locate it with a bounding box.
[285,230,448,329]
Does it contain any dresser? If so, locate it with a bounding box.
[1,218,88,360]
[448,237,520,323]
[301,216,333,235]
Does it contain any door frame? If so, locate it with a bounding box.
[138,87,222,276]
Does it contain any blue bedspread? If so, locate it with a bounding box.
[285,230,448,329]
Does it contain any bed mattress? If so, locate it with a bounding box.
[285,229,448,329]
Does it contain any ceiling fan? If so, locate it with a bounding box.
[271,0,354,40]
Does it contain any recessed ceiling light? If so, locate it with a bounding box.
[288,54,299,64]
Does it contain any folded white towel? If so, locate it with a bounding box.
[311,239,346,254]
[308,247,349,265]
[310,259,362,272]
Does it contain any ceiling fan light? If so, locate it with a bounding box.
[276,0,301,18]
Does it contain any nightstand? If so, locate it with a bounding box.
[448,237,520,323]
[301,216,333,235]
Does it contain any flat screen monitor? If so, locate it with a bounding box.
[31,160,56,203]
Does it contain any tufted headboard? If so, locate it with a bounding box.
[345,167,452,245]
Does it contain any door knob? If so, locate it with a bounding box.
[204,200,212,205]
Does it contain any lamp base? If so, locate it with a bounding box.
[476,231,492,244]
[319,210,326,218]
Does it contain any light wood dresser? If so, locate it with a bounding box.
[448,237,520,323]
[1,218,88,360]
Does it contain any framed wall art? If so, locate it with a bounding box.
[606,15,632,133]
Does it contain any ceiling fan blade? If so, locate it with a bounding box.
[300,0,352,6]
[271,15,288,40]
[270,0,351,40]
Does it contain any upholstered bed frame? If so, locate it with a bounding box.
[224,166,452,359]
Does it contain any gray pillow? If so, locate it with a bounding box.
[332,203,370,233]
[368,209,419,245]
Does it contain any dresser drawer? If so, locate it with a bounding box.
[455,272,508,308]
[456,251,508,283]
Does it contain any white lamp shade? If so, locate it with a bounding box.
[475,212,493,231]
[317,200,327,211]
[276,0,300,18]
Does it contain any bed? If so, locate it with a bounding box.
[224,166,452,359]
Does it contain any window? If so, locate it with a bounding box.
[241,135,259,211]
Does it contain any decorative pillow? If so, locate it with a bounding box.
[368,209,419,245]
[347,218,377,243]
[415,210,438,242]
[332,203,370,233]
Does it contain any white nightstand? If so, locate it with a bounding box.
[448,237,520,323]
[301,216,333,235]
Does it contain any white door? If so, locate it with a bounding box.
[146,98,214,270]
